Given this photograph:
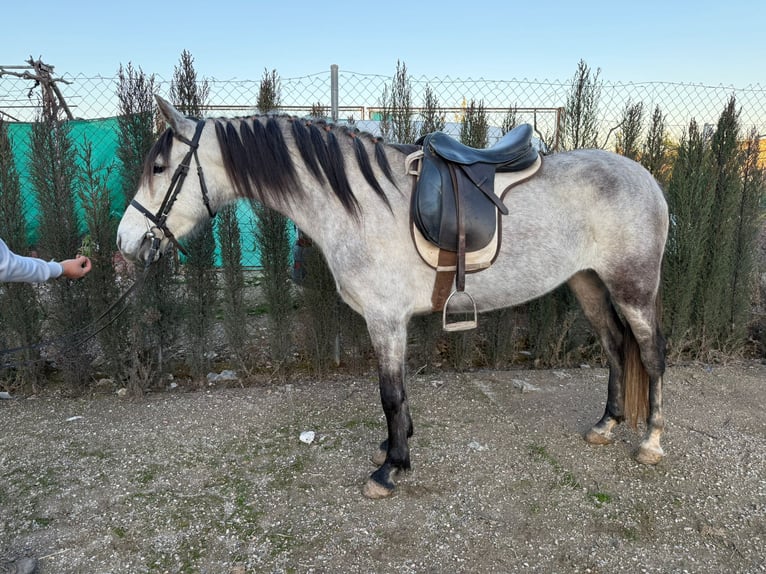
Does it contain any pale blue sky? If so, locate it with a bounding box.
[3,0,764,86]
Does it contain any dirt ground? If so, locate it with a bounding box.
[1,362,764,574]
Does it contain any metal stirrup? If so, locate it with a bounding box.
[442,290,478,332]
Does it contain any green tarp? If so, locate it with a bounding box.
[6,117,269,267]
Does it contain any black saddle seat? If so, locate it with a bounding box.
[425,124,538,171]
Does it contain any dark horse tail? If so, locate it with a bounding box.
[622,290,663,428]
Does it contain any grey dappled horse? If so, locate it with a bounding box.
[117,97,668,498]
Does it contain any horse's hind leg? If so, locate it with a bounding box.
[568,271,627,445]
[618,303,666,465]
[571,270,667,464]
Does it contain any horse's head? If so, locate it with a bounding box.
[117,96,218,265]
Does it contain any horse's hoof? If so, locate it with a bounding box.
[362,478,395,499]
[634,444,664,465]
[371,448,387,467]
[584,428,614,445]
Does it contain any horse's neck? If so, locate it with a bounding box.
[285,176,407,249]
[298,190,408,275]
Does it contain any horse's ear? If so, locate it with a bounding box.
[155,95,193,134]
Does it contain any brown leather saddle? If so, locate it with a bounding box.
[407,124,542,330]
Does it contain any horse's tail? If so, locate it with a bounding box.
[622,324,649,429]
[622,288,663,429]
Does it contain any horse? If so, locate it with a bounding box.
[117,96,669,499]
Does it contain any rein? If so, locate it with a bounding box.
[0,267,152,368]
[129,119,216,261]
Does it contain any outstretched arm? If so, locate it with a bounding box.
[0,238,92,283]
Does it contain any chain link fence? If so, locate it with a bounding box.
[2,65,765,267]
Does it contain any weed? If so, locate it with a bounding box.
[112,526,127,539]
[528,443,582,490]
[589,491,613,506]
[559,471,581,490]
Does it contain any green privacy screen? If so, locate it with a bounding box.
[6,117,275,268]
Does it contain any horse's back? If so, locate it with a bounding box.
[502,149,667,243]
[484,149,668,305]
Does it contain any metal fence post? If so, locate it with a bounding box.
[331,64,339,122]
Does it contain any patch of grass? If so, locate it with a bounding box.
[134,463,164,485]
[527,444,556,465]
[178,538,205,574]
[266,530,296,558]
[527,443,581,490]
[559,471,581,490]
[66,440,111,460]
[227,491,265,538]
[589,491,613,506]
[621,526,639,541]
[527,444,582,496]
[342,417,379,431]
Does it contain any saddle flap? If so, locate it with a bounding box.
[413,144,498,252]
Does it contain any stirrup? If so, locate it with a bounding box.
[442,290,478,332]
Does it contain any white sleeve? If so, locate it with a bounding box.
[0,238,63,282]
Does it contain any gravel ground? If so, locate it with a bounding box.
[1,362,764,573]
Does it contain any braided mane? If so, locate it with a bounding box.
[213,115,399,216]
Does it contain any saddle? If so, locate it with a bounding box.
[407,124,542,330]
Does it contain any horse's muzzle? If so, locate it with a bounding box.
[117,232,165,266]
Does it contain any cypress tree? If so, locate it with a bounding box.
[0,119,43,389]
[77,142,122,378]
[116,62,180,393]
[699,97,742,348]
[524,60,601,366]
[418,84,445,139]
[380,61,417,144]
[664,119,715,353]
[641,105,670,186]
[732,129,765,351]
[253,68,294,365]
[616,101,644,160]
[501,105,519,135]
[117,63,156,211]
[460,99,489,148]
[169,50,218,379]
[217,202,248,370]
[562,60,601,151]
[29,108,91,388]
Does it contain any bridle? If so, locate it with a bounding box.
[129,119,216,264]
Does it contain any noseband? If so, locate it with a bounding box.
[130,119,216,263]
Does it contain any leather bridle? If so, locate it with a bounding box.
[130,119,216,264]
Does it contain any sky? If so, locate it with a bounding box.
[2,0,764,87]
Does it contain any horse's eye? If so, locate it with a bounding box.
[153,165,165,175]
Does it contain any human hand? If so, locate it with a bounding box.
[60,255,92,279]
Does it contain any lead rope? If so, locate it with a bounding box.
[0,264,154,368]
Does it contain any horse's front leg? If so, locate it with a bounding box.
[363,319,413,499]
